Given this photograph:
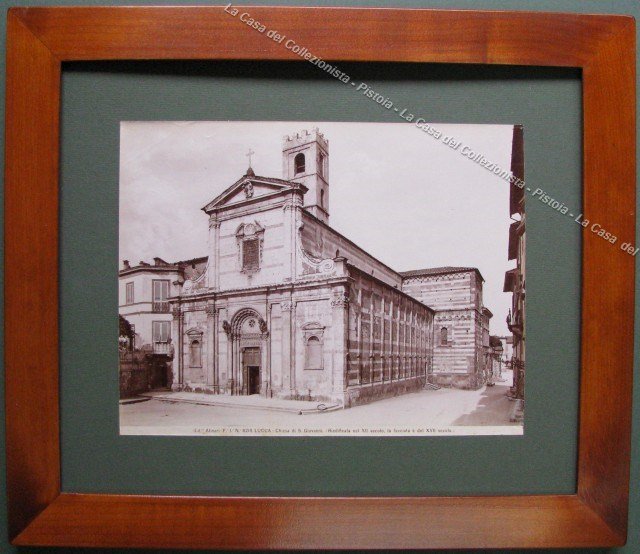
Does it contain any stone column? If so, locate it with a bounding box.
[171,305,184,390]
[213,308,220,393]
[357,292,363,385]
[331,289,349,402]
[283,194,303,281]
[207,217,220,290]
[280,300,294,398]
[205,303,217,391]
[410,307,416,378]
[234,337,240,395]
[222,318,233,395]
[381,296,386,383]
[260,313,270,397]
[283,199,295,281]
[389,296,396,381]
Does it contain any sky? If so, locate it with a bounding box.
[120,121,515,335]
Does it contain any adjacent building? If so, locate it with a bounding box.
[401,267,492,389]
[119,128,497,406]
[496,335,514,365]
[488,335,504,383]
[504,125,526,417]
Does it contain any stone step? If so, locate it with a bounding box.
[138,391,343,414]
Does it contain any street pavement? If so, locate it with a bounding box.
[120,370,521,435]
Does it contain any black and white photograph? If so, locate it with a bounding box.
[118,121,525,436]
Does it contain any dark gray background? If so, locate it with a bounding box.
[1,0,638,553]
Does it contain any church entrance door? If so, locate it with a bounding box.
[242,347,261,395]
[248,366,260,395]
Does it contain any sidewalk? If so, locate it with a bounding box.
[138,391,342,414]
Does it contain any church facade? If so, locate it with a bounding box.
[119,128,493,407]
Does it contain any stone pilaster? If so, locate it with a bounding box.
[283,194,303,281]
[171,305,184,390]
[205,303,219,392]
[264,306,272,397]
[280,300,295,396]
[207,217,221,290]
[330,290,349,401]
[221,318,233,394]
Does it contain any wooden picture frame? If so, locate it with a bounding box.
[4,6,635,549]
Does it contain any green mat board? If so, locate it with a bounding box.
[60,60,580,496]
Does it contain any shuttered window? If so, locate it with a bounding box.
[152,280,169,301]
[152,321,170,343]
[125,282,134,304]
[152,280,170,312]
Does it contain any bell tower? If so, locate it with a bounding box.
[282,128,329,223]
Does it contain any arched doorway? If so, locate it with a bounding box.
[226,308,269,395]
[243,347,261,395]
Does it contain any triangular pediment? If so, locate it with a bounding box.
[202,174,307,213]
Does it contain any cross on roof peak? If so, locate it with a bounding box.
[246,148,255,167]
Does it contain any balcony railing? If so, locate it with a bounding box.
[153,342,171,355]
[153,301,170,313]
